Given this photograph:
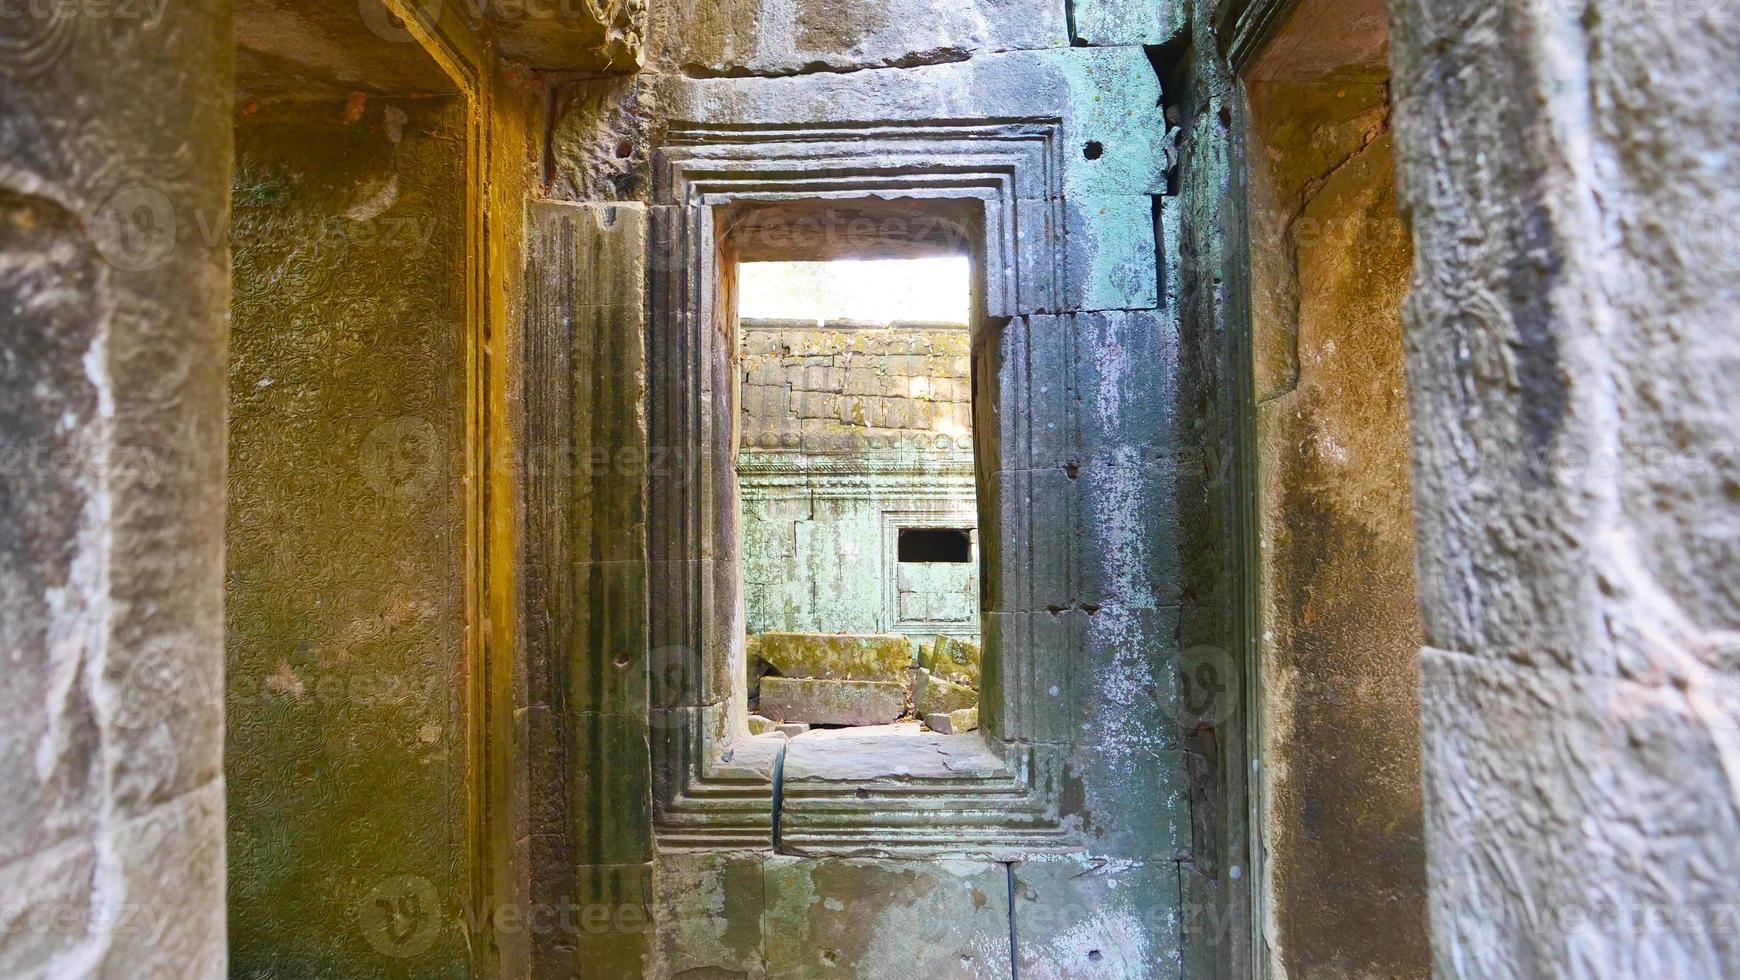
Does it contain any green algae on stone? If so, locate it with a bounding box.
[749,632,914,683]
[921,634,981,688]
[914,668,977,716]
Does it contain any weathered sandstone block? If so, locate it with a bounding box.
[759,677,907,727]
[921,634,982,688]
[914,668,978,716]
[763,857,1012,978]
[749,632,913,683]
[1013,857,1182,978]
[924,707,980,735]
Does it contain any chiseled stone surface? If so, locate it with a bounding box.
[1388,0,1740,973]
[763,857,1013,979]
[1070,0,1185,47]
[758,677,907,727]
[659,46,1169,200]
[491,0,645,71]
[606,6,1183,975]
[227,97,476,974]
[0,0,230,974]
[1420,651,1740,976]
[782,724,1004,782]
[1242,20,1430,976]
[749,632,914,683]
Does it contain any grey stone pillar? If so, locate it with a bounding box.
[1390,0,1740,975]
[0,2,231,975]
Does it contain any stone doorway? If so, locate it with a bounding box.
[734,256,985,738]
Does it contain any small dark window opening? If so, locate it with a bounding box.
[899,528,971,563]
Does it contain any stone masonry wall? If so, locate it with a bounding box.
[740,471,977,640]
[739,319,978,641]
[1387,0,1740,975]
[739,320,973,453]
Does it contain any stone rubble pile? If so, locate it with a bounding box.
[746,632,981,733]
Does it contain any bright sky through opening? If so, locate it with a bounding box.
[737,257,971,325]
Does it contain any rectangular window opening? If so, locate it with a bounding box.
[898,528,972,563]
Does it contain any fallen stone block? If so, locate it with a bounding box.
[924,707,979,735]
[914,668,977,717]
[921,634,982,688]
[775,723,810,738]
[747,714,777,736]
[748,632,913,683]
[759,677,906,727]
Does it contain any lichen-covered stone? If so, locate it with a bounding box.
[654,853,767,979]
[914,668,978,716]
[747,714,779,736]
[1071,0,1186,47]
[749,633,914,683]
[922,634,982,688]
[759,677,907,727]
[658,0,1067,77]
[763,857,1012,978]
[1013,857,1181,978]
[924,707,979,735]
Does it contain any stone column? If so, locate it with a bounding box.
[1390,0,1740,975]
[0,1,231,975]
